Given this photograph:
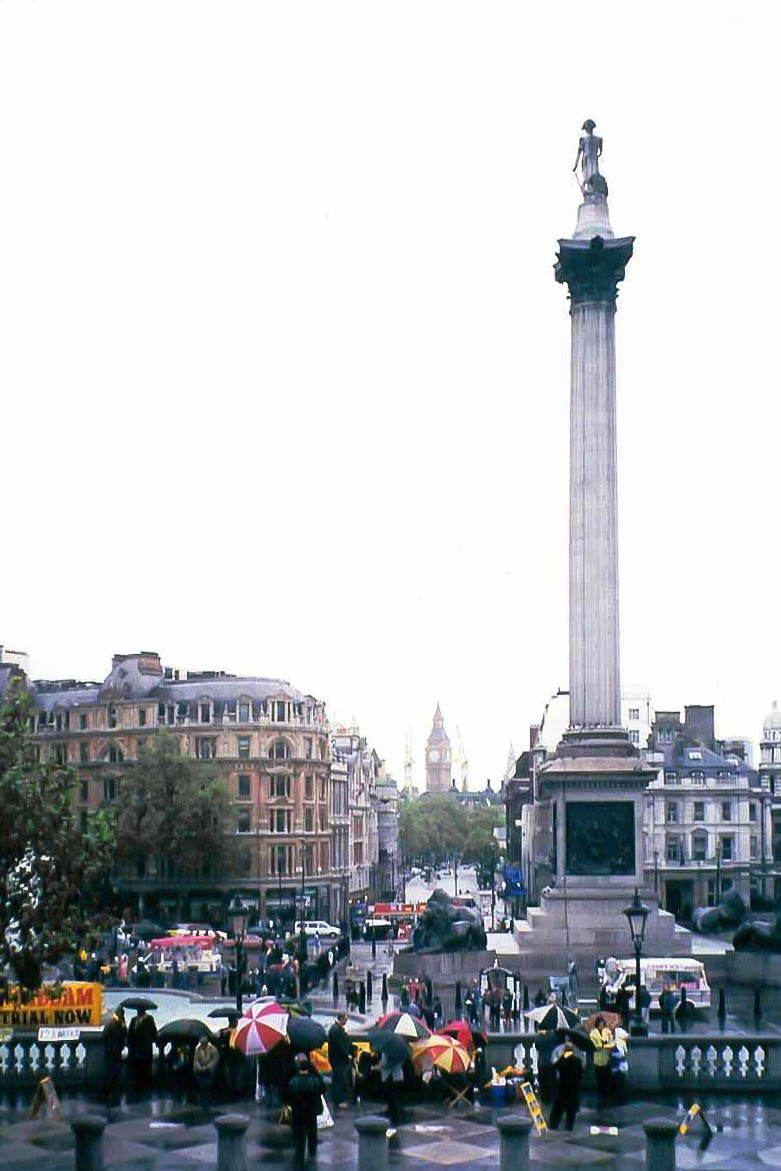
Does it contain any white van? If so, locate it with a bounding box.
[293,920,340,940]
[601,957,711,1011]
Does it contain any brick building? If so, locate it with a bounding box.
[16,650,339,927]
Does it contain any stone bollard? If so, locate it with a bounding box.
[643,1118,678,1171]
[72,1114,106,1171]
[355,1114,389,1171]
[359,981,366,1015]
[367,970,373,1002]
[333,971,339,1003]
[215,1113,250,1171]
[497,1114,532,1171]
[381,973,389,1003]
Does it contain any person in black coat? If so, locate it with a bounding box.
[327,1013,353,1109]
[549,1043,583,1131]
[127,1007,158,1092]
[287,1053,325,1167]
[103,1006,126,1107]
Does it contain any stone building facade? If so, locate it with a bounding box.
[374,769,401,900]
[19,650,338,925]
[330,727,380,909]
[759,701,781,893]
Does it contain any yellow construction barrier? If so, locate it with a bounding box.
[519,1081,547,1135]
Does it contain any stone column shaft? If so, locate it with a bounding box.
[569,299,620,728]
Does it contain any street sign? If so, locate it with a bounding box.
[37,1027,80,1042]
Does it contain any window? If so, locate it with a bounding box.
[305,775,314,800]
[79,779,88,802]
[138,708,147,728]
[270,775,291,799]
[271,845,289,875]
[108,743,124,763]
[304,738,313,759]
[665,772,677,785]
[167,704,175,726]
[666,835,680,862]
[275,701,286,723]
[196,737,217,761]
[319,808,327,832]
[226,700,237,721]
[107,704,117,729]
[238,736,250,760]
[693,801,704,821]
[200,703,211,723]
[239,702,250,723]
[270,809,291,834]
[692,831,707,862]
[629,729,640,745]
[305,808,314,832]
[103,777,118,802]
[750,803,758,822]
[237,810,251,833]
[321,843,329,871]
[238,774,251,799]
[721,835,734,861]
[55,743,68,765]
[80,743,89,764]
[79,713,88,730]
[628,707,640,721]
[721,802,732,821]
[270,740,290,760]
[319,776,327,801]
[707,879,716,906]
[722,878,733,893]
[666,802,678,824]
[751,835,759,859]
[136,737,146,754]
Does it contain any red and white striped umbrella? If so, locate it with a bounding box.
[233,1000,290,1056]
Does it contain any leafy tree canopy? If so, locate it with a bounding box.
[0,678,116,991]
[116,730,236,884]
[400,793,502,867]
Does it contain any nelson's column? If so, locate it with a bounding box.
[518,122,689,958]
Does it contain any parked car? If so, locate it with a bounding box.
[293,920,341,939]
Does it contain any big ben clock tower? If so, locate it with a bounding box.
[425,704,452,793]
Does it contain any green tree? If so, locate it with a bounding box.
[116,731,236,888]
[400,793,502,868]
[0,678,116,991]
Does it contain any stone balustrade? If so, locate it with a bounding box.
[0,1031,103,1087]
[484,1031,781,1093]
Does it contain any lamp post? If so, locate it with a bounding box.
[623,889,650,1037]
[227,894,250,1016]
[490,844,496,932]
[653,850,659,894]
[300,848,309,963]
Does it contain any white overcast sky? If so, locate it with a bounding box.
[2,1,779,788]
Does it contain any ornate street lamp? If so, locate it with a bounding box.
[623,889,650,1037]
[227,894,250,1015]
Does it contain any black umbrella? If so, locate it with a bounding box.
[524,1003,580,1032]
[287,1015,327,1053]
[119,996,158,1011]
[207,1007,238,1019]
[367,1028,409,1067]
[560,1026,594,1053]
[158,1019,214,1042]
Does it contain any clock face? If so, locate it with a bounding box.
[429,750,439,763]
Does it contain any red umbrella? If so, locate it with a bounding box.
[436,1020,474,1051]
[233,1000,289,1056]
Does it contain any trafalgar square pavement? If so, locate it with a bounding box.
[5,1088,781,1169]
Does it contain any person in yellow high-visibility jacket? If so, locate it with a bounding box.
[589,1016,614,1109]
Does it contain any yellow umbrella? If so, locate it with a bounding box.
[432,1038,471,1075]
[411,1035,454,1073]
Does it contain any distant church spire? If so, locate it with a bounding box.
[425,704,452,793]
